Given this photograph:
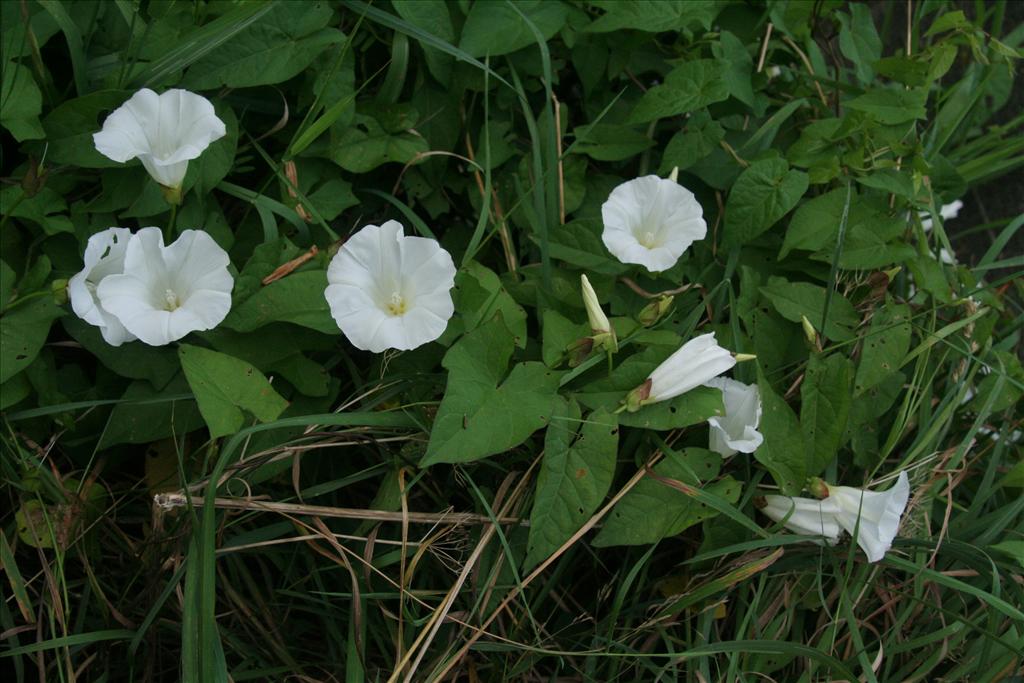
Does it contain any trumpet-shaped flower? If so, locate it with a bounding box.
[625,333,736,411]
[96,228,233,346]
[601,175,707,272]
[705,377,763,456]
[758,495,841,543]
[823,471,910,563]
[325,220,456,353]
[580,274,617,352]
[68,228,136,346]
[93,88,226,194]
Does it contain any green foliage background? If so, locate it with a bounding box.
[1,1,1022,681]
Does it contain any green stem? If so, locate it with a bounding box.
[165,203,178,242]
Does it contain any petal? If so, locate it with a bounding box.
[97,316,136,346]
[139,155,189,189]
[648,333,736,401]
[97,273,175,346]
[164,230,232,296]
[150,89,227,164]
[93,88,161,162]
[396,306,450,349]
[121,227,170,295]
[178,289,232,332]
[399,232,456,299]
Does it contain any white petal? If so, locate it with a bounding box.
[705,377,763,455]
[647,333,736,402]
[93,88,226,189]
[97,273,175,346]
[761,495,841,543]
[829,471,910,562]
[163,229,233,296]
[325,221,455,352]
[68,227,138,345]
[601,175,707,272]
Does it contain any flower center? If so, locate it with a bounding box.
[164,288,181,312]
[385,291,408,316]
[638,230,660,249]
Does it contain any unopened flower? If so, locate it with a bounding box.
[819,471,910,563]
[601,175,707,272]
[638,294,673,327]
[705,377,763,456]
[93,88,226,201]
[97,228,233,346]
[68,228,136,346]
[580,274,617,353]
[625,333,736,411]
[758,495,841,543]
[325,220,456,352]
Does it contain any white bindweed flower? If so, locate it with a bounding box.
[96,228,233,346]
[705,377,763,457]
[921,200,963,231]
[823,471,910,563]
[68,227,136,346]
[759,495,841,544]
[601,175,707,272]
[625,333,736,411]
[93,88,226,196]
[325,220,456,353]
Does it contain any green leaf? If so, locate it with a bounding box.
[392,0,454,85]
[0,62,43,140]
[178,345,289,439]
[873,55,931,87]
[967,350,1024,413]
[458,0,568,58]
[724,158,808,247]
[0,298,62,383]
[223,270,338,334]
[760,276,858,342]
[592,448,739,547]
[182,3,344,89]
[0,259,15,310]
[854,301,911,396]
[545,218,628,276]
[1,373,31,410]
[62,316,180,388]
[754,370,806,494]
[586,0,721,32]
[572,123,654,162]
[329,116,428,173]
[452,261,528,348]
[845,87,928,125]
[837,3,881,85]
[629,60,729,124]
[421,314,563,466]
[41,90,130,168]
[0,187,71,235]
[541,309,586,368]
[576,346,724,430]
[712,31,754,106]
[525,403,618,568]
[99,375,204,449]
[658,110,724,173]
[800,353,852,474]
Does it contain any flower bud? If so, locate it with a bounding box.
[638,295,673,327]
[580,274,617,353]
[51,278,69,306]
[668,166,680,183]
[801,315,817,345]
[21,156,48,198]
[733,353,757,363]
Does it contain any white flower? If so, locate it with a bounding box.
[759,495,841,543]
[325,220,456,353]
[580,274,617,353]
[826,471,910,563]
[601,175,707,272]
[705,377,763,456]
[68,228,136,346]
[921,200,963,231]
[626,333,736,411]
[96,228,233,346]
[93,88,226,191]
